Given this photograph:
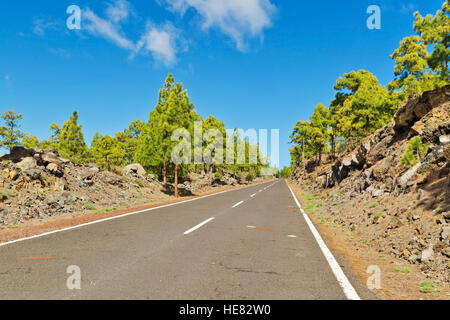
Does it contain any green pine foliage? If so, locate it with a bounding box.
[0,110,24,152]
[400,137,429,167]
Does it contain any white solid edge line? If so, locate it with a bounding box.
[0,180,273,248]
[232,201,244,208]
[184,217,215,235]
[287,183,361,301]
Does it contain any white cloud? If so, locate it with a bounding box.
[105,0,132,23]
[82,1,181,65]
[136,23,179,66]
[162,0,276,51]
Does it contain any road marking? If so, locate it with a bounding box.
[255,226,274,232]
[287,235,297,238]
[232,201,244,208]
[184,217,215,235]
[250,193,256,198]
[0,180,275,248]
[287,183,361,301]
[247,225,274,232]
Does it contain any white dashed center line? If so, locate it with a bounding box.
[232,201,244,208]
[184,217,215,235]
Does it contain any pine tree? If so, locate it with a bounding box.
[90,133,125,171]
[21,134,40,149]
[117,120,145,165]
[333,70,395,139]
[400,137,429,167]
[136,74,176,183]
[388,36,443,97]
[203,115,226,173]
[413,1,450,81]
[0,110,24,152]
[310,104,329,164]
[57,111,89,164]
[290,120,314,165]
[135,74,196,197]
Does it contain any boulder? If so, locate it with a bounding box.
[418,245,434,263]
[397,163,421,188]
[16,157,38,171]
[372,189,384,198]
[0,146,35,162]
[439,135,450,146]
[122,164,147,178]
[441,226,450,241]
[46,163,61,175]
[39,151,63,166]
[394,85,450,129]
[221,171,239,186]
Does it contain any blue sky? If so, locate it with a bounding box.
[0,0,445,167]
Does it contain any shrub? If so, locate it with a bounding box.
[394,267,411,274]
[420,281,435,293]
[215,170,223,180]
[84,203,97,211]
[245,173,254,182]
[400,137,429,168]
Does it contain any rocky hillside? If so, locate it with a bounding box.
[291,85,450,284]
[0,147,247,227]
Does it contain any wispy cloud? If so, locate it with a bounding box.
[105,0,133,23]
[48,48,72,59]
[399,3,417,14]
[161,0,276,51]
[379,1,417,15]
[32,17,60,36]
[82,0,182,65]
[4,74,12,88]
[83,7,136,51]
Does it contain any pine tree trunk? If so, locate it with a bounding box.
[174,164,179,198]
[331,135,335,159]
[301,137,305,165]
[163,161,167,184]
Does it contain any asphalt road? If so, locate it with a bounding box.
[0,179,375,300]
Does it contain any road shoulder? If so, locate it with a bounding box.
[289,182,449,300]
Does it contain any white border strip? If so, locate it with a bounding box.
[0,181,273,248]
[184,217,215,235]
[287,183,361,301]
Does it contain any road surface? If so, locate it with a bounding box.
[0,180,375,300]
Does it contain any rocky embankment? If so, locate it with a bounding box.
[291,85,450,284]
[0,147,247,227]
